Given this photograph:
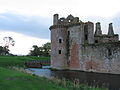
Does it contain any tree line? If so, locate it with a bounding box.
[29,42,51,57]
[0,36,51,57]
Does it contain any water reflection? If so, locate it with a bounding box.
[26,66,52,78]
[26,66,120,90]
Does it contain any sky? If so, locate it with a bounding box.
[0,0,120,55]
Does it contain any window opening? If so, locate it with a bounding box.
[68,31,70,35]
[59,50,61,54]
[59,39,62,43]
[108,49,112,56]
[85,35,88,40]
[95,40,98,43]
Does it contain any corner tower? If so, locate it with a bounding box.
[49,14,68,69]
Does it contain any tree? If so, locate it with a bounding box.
[0,46,9,55]
[42,42,51,56]
[2,36,15,55]
[29,42,51,57]
[3,37,15,48]
[29,45,40,56]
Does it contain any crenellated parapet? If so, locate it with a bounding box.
[50,14,119,43]
[50,14,84,30]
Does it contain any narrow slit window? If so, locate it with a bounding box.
[68,31,70,35]
[58,50,61,54]
[108,49,112,56]
[85,35,88,40]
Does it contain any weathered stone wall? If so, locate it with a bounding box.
[67,25,82,69]
[78,43,120,74]
[50,27,68,69]
[50,14,120,74]
[94,34,119,43]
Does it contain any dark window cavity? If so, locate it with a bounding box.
[95,40,98,43]
[68,31,70,35]
[85,35,88,40]
[84,24,88,41]
[59,50,61,54]
[108,49,112,56]
[59,39,62,43]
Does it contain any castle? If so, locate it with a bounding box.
[49,14,120,74]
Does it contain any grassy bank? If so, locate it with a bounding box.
[0,56,107,90]
[0,67,106,90]
[0,67,67,90]
[0,55,50,67]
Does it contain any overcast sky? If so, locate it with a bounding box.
[0,0,120,55]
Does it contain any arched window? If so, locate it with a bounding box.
[59,39,62,43]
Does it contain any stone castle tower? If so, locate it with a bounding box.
[49,14,120,74]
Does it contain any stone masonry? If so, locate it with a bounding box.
[49,14,120,74]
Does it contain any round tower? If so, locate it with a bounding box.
[50,14,68,69]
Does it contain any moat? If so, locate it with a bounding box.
[26,66,120,90]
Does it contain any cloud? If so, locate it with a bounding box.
[0,0,120,18]
[0,12,51,39]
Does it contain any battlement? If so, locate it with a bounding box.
[53,14,80,25]
[50,14,119,43]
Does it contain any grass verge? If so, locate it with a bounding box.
[0,67,107,90]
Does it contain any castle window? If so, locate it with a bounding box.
[85,35,88,40]
[68,31,70,35]
[95,40,98,43]
[58,50,61,54]
[108,49,112,56]
[61,19,63,22]
[68,20,71,22]
[59,39,62,43]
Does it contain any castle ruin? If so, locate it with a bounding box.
[49,14,120,74]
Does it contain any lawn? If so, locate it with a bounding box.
[0,67,68,90]
[0,67,106,90]
[0,55,50,67]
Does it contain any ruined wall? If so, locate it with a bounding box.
[94,34,119,43]
[67,25,82,69]
[79,43,120,74]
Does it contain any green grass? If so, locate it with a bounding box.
[0,55,50,67]
[0,67,68,90]
[0,56,107,90]
[0,67,106,90]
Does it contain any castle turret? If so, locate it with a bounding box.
[50,14,68,69]
[95,22,102,36]
[53,14,59,25]
[108,23,114,36]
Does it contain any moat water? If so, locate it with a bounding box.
[26,66,120,90]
